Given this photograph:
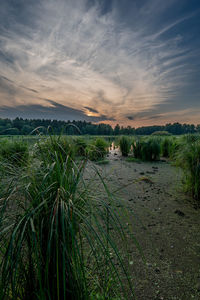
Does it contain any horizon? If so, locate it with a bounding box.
[0,116,199,131]
[0,0,200,127]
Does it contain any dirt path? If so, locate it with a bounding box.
[92,150,200,300]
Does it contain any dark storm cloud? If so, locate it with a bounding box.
[0,100,114,123]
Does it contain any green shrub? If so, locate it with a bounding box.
[0,140,29,166]
[119,136,130,156]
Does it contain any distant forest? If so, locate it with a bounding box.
[0,117,199,135]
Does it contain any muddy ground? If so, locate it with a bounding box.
[86,149,200,300]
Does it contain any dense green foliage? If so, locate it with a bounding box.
[0,117,199,136]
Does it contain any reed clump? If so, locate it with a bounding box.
[0,136,135,299]
[175,135,200,203]
[132,138,161,161]
[87,138,108,161]
[119,136,131,156]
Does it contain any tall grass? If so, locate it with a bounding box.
[0,136,135,299]
[119,136,130,157]
[34,135,75,163]
[132,138,160,161]
[132,139,142,159]
[161,138,172,158]
[87,138,108,161]
[0,140,29,166]
[74,137,87,157]
[175,136,200,203]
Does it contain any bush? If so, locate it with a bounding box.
[119,136,130,156]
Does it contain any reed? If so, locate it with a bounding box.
[0,140,29,166]
[87,138,108,161]
[119,136,130,157]
[175,136,200,203]
[0,136,135,299]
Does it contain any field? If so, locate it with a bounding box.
[0,134,200,299]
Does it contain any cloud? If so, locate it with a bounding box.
[0,75,17,96]
[84,106,99,113]
[0,75,14,83]
[0,0,199,125]
[0,100,114,122]
[19,85,38,93]
[127,116,134,121]
[126,111,162,122]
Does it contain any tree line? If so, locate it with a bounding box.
[0,117,199,135]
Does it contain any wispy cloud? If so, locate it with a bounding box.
[0,0,200,125]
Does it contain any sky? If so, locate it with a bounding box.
[0,0,200,127]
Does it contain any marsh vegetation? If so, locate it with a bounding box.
[0,133,200,299]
